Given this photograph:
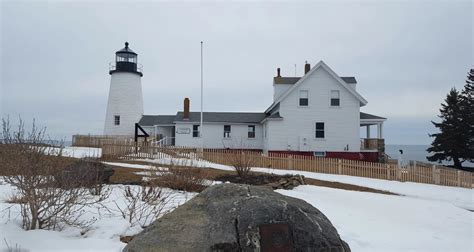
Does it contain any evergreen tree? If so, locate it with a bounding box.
[427,88,468,168]
[460,69,474,162]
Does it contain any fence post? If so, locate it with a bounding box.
[432,165,440,185]
[396,164,401,181]
[288,155,293,170]
[337,159,342,174]
[457,170,461,187]
[386,164,390,180]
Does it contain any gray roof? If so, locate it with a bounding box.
[341,77,357,84]
[273,76,357,85]
[266,112,283,119]
[116,42,137,55]
[139,115,176,126]
[140,111,383,126]
[175,112,267,123]
[274,77,301,84]
[360,112,386,120]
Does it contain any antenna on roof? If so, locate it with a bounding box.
[294,64,297,77]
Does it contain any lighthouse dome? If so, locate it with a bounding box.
[109,42,142,76]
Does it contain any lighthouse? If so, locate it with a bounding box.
[104,42,144,135]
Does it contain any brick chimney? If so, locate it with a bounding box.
[183,98,190,120]
[304,61,311,74]
[277,68,281,77]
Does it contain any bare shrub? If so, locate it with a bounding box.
[56,158,114,196]
[222,139,261,177]
[0,117,108,230]
[152,159,212,192]
[110,180,173,228]
[227,151,260,178]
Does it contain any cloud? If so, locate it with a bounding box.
[1,1,472,143]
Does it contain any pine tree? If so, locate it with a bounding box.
[427,88,468,168]
[459,69,474,162]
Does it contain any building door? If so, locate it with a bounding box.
[299,135,310,152]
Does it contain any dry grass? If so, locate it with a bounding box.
[107,163,397,195]
[151,166,212,193]
[107,166,145,185]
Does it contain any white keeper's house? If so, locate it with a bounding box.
[104,43,386,162]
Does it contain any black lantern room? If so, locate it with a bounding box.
[109,42,143,76]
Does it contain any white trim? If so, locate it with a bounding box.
[330,90,341,107]
[298,89,309,107]
[260,117,283,123]
[265,60,368,113]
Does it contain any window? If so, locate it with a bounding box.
[299,90,309,106]
[192,125,200,137]
[114,115,120,125]
[223,125,231,138]
[313,151,326,157]
[315,122,325,138]
[248,125,256,138]
[331,90,340,106]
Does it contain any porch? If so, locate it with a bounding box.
[360,112,386,151]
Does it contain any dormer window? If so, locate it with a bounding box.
[331,90,340,106]
[299,90,309,106]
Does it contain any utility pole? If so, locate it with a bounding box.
[200,41,204,153]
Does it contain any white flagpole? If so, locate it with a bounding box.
[200,41,204,151]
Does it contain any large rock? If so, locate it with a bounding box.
[124,183,350,252]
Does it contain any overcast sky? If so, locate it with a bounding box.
[1,0,472,145]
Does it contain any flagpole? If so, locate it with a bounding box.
[200,41,204,152]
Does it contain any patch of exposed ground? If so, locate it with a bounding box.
[104,161,398,195]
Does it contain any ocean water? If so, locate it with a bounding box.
[386,144,473,168]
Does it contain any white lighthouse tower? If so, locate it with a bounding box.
[104,42,144,135]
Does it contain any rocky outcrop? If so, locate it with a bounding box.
[123,183,350,252]
[265,175,305,190]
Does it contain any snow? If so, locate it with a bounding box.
[47,146,102,159]
[0,180,195,252]
[139,156,474,210]
[278,185,474,252]
[61,146,102,158]
[103,161,155,170]
[2,153,471,251]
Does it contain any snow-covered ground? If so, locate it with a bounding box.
[0,180,195,252]
[48,146,102,159]
[3,151,470,251]
[138,156,474,211]
[138,156,474,251]
[278,186,473,252]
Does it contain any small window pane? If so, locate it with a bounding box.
[114,115,120,125]
[193,125,200,137]
[315,122,324,138]
[224,125,231,138]
[331,90,340,106]
[300,90,308,98]
[248,125,256,138]
[299,90,309,106]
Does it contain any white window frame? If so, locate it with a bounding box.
[330,90,340,107]
[313,151,326,157]
[223,125,231,138]
[192,125,200,138]
[248,125,256,139]
[299,90,309,107]
[315,122,325,139]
